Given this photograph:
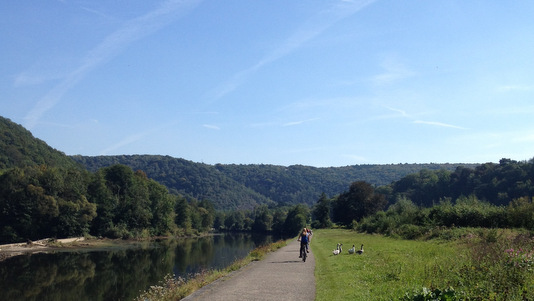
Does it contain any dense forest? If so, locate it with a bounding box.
[0,160,314,243]
[3,115,534,245]
[308,158,534,239]
[72,155,476,210]
[0,117,316,242]
[382,158,534,207]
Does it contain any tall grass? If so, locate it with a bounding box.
[311,229,534,300]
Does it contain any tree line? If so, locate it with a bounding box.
[72,154,472,209]
[0,164,311,244]
[381,158,534,207]
[309,158,534,239]
[3,157,534,244]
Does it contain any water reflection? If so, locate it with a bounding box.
[0,233,277,301]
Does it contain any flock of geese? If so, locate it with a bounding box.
[333,243,363,255]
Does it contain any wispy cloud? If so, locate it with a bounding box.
[99,120,179,155]
[283,118,320,127]
[496,85,532,92]
[283,121,305,127]
[99,131,152,155]
[80,6,117,20]
[413,120,467,129]
[382,105,409,117]
[206,0,376,102]
[380,105,466,129]
[24,0,201,129]
[372,56,415,85]
[14,69,67,87]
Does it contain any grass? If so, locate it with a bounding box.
[312,229,460,300]
[134,239,287,301]
[311,228,534,300]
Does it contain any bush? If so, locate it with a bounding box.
[401,287,466,301]
[105,223,131,239]
[392,224,428,240]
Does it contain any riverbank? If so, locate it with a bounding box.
[0,232,219,261]
[0,237,155,261]
[0,237,84,260]
[135,239,295,301]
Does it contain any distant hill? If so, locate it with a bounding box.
[72,154,478,210]
[0,115,480,210]
[72,154,273,210]
[0,116,81,170]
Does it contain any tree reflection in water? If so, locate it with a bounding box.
[0,233,277,301]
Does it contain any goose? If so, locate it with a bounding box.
[338,243,343,253]
[348,244,355,254]
[332,243,341,255]
[356,244,364,255]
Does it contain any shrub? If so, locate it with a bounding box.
[393,224,428,240]
[401,287,465,301]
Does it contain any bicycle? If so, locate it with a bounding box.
[299,243,307,262]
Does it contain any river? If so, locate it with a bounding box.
[0,233,278,301]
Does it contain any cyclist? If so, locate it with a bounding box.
[297,228,309,260]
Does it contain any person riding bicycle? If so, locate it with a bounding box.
[297,228,309,258]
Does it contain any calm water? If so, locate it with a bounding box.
[0,233,277,301]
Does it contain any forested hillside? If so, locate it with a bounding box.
[0,115,479,211]
[72,154,476,209]
[0,116,81,170]
[71,155,273,210]
[384,158,534,207]
[4,114,534,245]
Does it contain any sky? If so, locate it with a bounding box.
[2,1,534,167]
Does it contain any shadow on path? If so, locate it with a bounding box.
[182,239,315,301]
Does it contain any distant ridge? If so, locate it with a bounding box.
[0,116,81,170]
[72,154,478,210]
[0,115,479,210]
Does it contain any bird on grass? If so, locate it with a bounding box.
[356,244,364,255]
[332,243,342,255]
[348,244,355,254]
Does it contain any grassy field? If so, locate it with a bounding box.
[311,228,534,300]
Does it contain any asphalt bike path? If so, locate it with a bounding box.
[182,239,315,301]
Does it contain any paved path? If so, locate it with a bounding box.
[182,239,315,301]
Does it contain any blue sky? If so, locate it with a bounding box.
[2,1,534,167]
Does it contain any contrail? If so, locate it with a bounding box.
[207,0,377,102]
[24,0,201,129]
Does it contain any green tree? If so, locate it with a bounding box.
[213,212,225,230]
[87,169,115,236]
[283,204,309,236]
[199,199,215,231]
[252,205,272,233]
[271,208,287,235]
[312,193,332,228]
[507,196,534,229]
[174,195,192,232]
[148,179,176,235]
[333,181,386,226]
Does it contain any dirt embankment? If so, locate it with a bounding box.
[0,237,86,261]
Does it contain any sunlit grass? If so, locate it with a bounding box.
[312,229,465,300]
[135,239,287,301]
[312,228,534,300]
